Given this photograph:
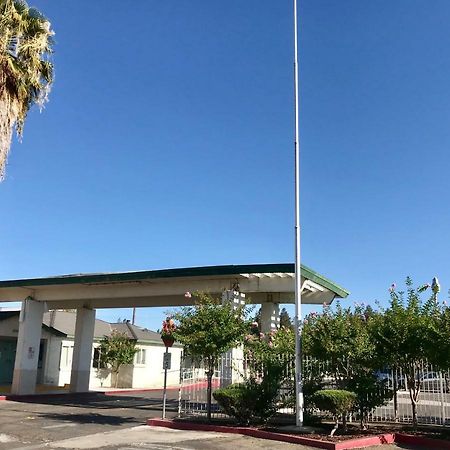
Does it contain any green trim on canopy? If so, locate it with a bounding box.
[0,263,349,298]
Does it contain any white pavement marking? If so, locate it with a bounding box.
[118,446,193,450]
[42,423,78,429]
[0,433,17,443]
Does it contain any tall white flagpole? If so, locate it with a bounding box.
[293,0,304,427]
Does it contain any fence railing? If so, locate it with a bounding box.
[178,352,450,426]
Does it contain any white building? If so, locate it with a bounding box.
[0,310,182,391]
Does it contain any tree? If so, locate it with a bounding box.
[370,278,440,428]
[98,330,138,388]
[279,307,294,330]
[172,292,249,421]
[0,0,54,180]
[302,303,375,388]
[434,303,450,371]
[302,303,391,428]
[252,307,293,331]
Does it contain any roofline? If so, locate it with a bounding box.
[0,263,349,298]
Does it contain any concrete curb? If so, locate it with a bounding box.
[395,432,450,449]
[147,419,397,449]
[147,418,450,450]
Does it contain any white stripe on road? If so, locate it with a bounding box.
[42,423,78,429]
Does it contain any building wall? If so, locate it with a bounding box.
[58,340,113,388]
[0,316,63,386]
[40,333,62,385]
[131,343,182,388]
[0,316,182,389]
[0,315,21,338]
[58,339,182,389]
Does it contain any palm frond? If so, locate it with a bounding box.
[0,0,54,180]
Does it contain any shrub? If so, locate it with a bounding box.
[310,389,357,436]
[213,364,283,425]
[347,372,393,429]
[213,384,255,425]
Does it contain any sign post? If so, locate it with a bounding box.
[162,347,171,419]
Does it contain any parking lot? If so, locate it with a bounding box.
[0,391,417,450]
[0,390,178,449]
[0,391,316,450]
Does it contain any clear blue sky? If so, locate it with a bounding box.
[1,0,449,329]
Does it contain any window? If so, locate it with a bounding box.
[92,347,106,369]
[135,349,146,365]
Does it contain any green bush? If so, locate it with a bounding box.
[347,373,393,429]
[310,389,357,436]
[213,373,282,425]
[213,384,255,425]
[310,389,357,417]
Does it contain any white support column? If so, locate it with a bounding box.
[260,302,280,334]
[221,290,246,387]
[12,298,45,395]
[70,307,96,393]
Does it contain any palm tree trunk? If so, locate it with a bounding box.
[0,95,17,181]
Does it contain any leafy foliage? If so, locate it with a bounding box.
[303,302,375,386]
[311,389,357,417]
[98,330,137,388]
[311,390,357,436]
[172,292,249,421]
[245,323,296,408]
[434,305,450,370]
[347,373,392,429]
[279,307,294,329]
[369,277,442,427]
[0,0,54,180]
[302,302,393,428]
[213,366,283,425]
[213,384,255,425]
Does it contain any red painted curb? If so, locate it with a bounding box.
[395,433,450,449]
[147,419,335,449]
[147,419,450,450]
[334,434,395,450]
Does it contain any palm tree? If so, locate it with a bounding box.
[0,0,54,181]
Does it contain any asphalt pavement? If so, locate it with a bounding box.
[0,390,420,449]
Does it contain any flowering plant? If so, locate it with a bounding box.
[161,317,176,338]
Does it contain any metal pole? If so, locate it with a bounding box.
[162,346,169,419]
[132,307,136,325]
[439,371,446,425]
[293,0,304,427]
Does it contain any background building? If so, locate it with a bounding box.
[0,310,182,391]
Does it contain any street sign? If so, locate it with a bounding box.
[163,352,171,370]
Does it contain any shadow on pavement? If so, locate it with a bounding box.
[34,411,141,426]
[7,393,178,412]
